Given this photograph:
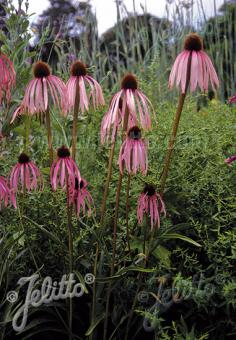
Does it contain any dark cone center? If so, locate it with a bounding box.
[18,153,30,164]
[121,74,138,90]
[144,184,156,197]
[33,61,51,78]
[128,126,141,140]
[184,33,203,52]
[71,61,87,77]
[57,146,70,158]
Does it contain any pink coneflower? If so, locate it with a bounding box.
[70,178,94,217]
[9,153,43,192]
[11,61,67,122]
[0,176,16,209]
[169,33,219,93]
[101,98,122,144]
[118,126,148,175]
[101,96,137,144]
[66,60,105,113]
[225,155,236,165]
[50,146,81,191]
[229,95,236,104]
[137,185,166,229]
[104,73,154,132]
[0,52,16,104]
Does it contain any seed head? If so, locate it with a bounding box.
[57,145,70,158]
[71,60,87,77]
[143,184,156,196]
[128,126,141,140]
[33,61,51,78]
[184,33,203,52]
[18,153,30,164]
[121,73,138,90]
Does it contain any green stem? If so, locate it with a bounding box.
[24,115,31,155]
[45,109,53,166]
[125,175,131,253]
[66,175,73,340]
[159,93,186,195]
[159,53,192,196]
[67,73,80,340]
[124,214,149,340]
[89,242,99,340]
[65,79,80,339]
[100,136,117,225]
[72,79,80,160]
[103,108,129,340]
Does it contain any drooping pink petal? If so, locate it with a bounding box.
[169,38,219,94]
[137,187,166,229]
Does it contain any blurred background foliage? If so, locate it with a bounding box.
[0,0,236,339]
[1,0,236,98]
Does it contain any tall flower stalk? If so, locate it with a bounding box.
[66,61,104,337]
[125,185,165,340]
[66,60,105,160]
[160,33,219,195]
[100,74,154,224]
[50,145,81,339]
[103,73,154,340]
[103,104,129,340]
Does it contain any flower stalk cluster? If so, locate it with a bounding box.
[0,32,222,339]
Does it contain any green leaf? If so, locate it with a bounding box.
[160,233,202,247]
[85,313,105,336]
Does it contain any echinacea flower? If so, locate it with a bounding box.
[11,61,67,122]
[118,126,148,175]
[101,98,122,145]
[0,52,16,104]
[101,97,136,144]
[10,153,43,192]
[0,176,16,209]
[69,177,94,217]
[225,155,236,165]
[137,185,166,229]
[169,33,219,94]
[229,95,236,104]
[66,60,105,113]
[50,146,81,191]
[103,73,154,133]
